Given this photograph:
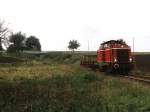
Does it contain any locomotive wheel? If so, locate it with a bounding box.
[106,66,114,74]
[99,65,107,72]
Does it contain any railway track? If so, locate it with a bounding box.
[82,65,150,84]
[120,75,150,84]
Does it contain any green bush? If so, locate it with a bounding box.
[0,56,24,63]
[41,52,81,64]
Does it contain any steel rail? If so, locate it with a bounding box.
[121,75,150,83]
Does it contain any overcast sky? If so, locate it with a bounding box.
[0,0,150,51]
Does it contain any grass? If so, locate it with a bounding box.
[0,53,150,111]
[0,62,150,112]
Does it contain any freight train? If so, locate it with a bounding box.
[80,40,134,73]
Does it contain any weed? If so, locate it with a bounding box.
[0,53,150,111]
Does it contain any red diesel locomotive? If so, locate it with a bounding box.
[81,40,134,73]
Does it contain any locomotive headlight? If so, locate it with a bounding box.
[114,58,117,62]
[129,57,132,62]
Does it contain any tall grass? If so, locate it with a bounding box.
[39,53,82,65]
[0,52,149,111]
[0,62,150,112]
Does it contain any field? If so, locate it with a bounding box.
[0,52,150,112]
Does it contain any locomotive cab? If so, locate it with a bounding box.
[97,40,133,73]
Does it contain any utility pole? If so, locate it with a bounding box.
[88,40,90,53]
[133,37,137,70]
[88,40,89,52]
[133,37,135,57]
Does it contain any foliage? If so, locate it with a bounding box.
[7,33,41,53]
[25,36,41,51]
[7,32,26,53]
[7,44,16,53]
[0,56,24,63]
[0,52,149,111]
[116,39,127,45]
[68,40,80,52]
[0,63,150,112]
[41,52,81,64]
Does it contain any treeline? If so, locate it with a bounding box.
[0,19,41,53]
[7,32,41,53]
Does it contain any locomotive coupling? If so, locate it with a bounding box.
[114,64,119,69]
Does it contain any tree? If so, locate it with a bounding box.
[7,44,16,53]
[0,19,10,50]
[116,39,127,45]
[25,36,41,51]
[68,40,80,52]
[7,32,26,53]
